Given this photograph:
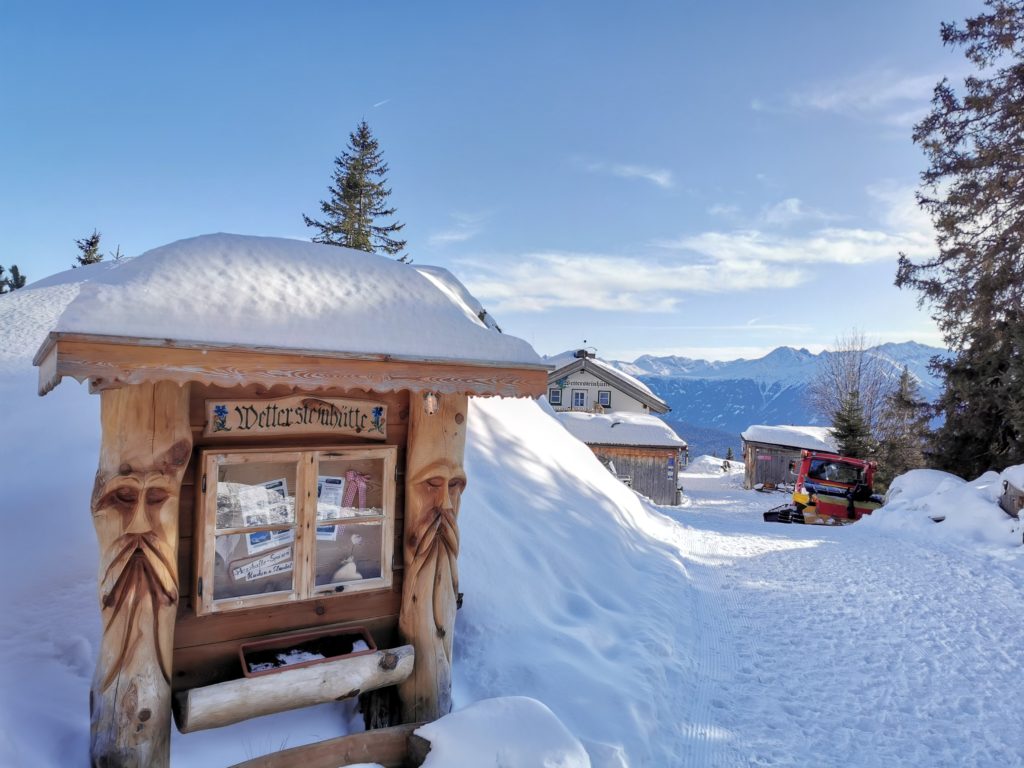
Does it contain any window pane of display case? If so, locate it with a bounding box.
[216,460,298,530]
[316,457,385,520]
[212,535,295,600]
[314,521,384,587]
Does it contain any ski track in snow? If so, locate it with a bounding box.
[658,478,1024,768]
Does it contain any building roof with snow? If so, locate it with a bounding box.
[740,424,837,453]
[32,234,547,397]
[45,234,540,366]
[548,354,668,413]
[557,410,687,449]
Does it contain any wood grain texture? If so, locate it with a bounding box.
[398,393,468,723]
[171,616,399,693]
[174,645,414,733]
[36,334,547,398]
[225,723,428,768]
[174,576,402,650]
[89,381,192,768]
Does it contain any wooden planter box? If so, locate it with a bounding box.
[240,626,377,678]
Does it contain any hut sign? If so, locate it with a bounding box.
[205,395,387,439]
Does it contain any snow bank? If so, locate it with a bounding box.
[860,467,1023,549]
[555,409,686,447]
[416,697,589,767]
[458,397,701,766]
[49,234,540,366]
[741,424,837,452]
[679,454,746,492]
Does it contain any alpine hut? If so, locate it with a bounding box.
[548,351,687,504]
[32,234,547,767]
[740,424,837,490]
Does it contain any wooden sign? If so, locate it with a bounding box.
[205,395,387,439]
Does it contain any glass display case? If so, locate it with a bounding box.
[195,446,396,614]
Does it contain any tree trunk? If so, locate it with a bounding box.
[176,645,414,733]
[89,382,191,767]
[398,393,468,722]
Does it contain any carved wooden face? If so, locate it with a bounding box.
[409,459,467,518]
[92,469,182,689]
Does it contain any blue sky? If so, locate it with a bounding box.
[1,1,977,360]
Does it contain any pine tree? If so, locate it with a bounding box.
[0,265,7,295]
[725,446,734,461]
[74,230,104,268]
[876,367,930,486]
[927,317,1024,476]
[6,265,26,290]
[303,121,408,259]
[832,390,875,459]
[897,0,1024,473]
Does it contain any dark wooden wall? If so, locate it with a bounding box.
[742,441,802,490]
[589,445,680,505]
[172,384,409,693]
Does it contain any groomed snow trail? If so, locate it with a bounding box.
[660,481,1024,767]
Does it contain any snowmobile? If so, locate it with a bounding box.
[763,450,884,525]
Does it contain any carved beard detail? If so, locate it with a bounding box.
[407,506,460,639]
[99,531,179,690]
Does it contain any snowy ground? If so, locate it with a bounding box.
[3,270,1024,766]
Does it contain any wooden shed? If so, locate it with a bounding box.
[32,235,546,767]
[740,424,837,490]
[556,410,687,505]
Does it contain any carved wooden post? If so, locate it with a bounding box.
[89,381,191,767]
[399,392,468,722]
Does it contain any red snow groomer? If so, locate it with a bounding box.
[763,450,883,525]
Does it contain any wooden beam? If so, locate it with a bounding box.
[174,645,414,733]
[398,393,468,722]
[35,333,548,398]
[90,381,192,768]
[225,722,429,768]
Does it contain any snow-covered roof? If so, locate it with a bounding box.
[588,357,656,398]
[44,234,542,367]
[556,410,687,448]
[548,356,668,413]
[740,424,837,452]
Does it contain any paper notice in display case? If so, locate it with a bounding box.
[241,478,295,555]
[316,476,345,540]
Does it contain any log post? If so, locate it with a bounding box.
[398,392,468,722]
[89,381,191,767]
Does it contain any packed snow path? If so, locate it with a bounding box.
[660,483,1024,767]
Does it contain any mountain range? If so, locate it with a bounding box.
[547,342,947,457]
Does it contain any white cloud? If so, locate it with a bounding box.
[582,160,675,189]
[428,211,489,248]
[759,197,844,226]
[459,251,804,313]
[658,186,933,265]
[459,185,934,314]
[708,203,740,218]
[787,70,939,126]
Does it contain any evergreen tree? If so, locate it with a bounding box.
[898,0,1024,473]
[6,265,26,290]
[927,316,1024,476]
[303,121,408,259]
[73,230,104,268]
[0,265,7,294]
[725,446,734,461]
[832,390,875,459]
[876,367,930,486]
